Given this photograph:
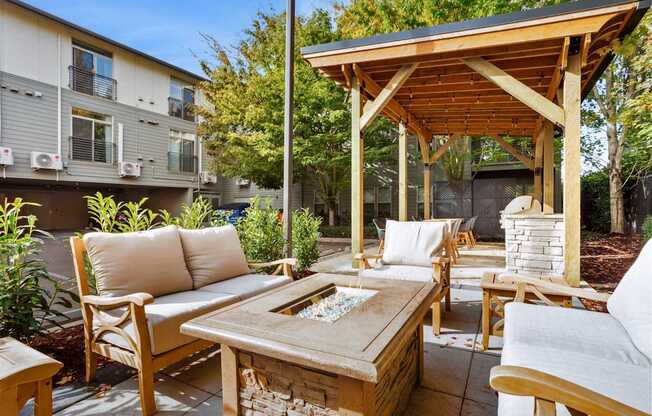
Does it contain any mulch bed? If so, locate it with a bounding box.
[580,233,643,312]
[29,324,112,386]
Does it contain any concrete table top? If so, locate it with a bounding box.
[181,273,439,383]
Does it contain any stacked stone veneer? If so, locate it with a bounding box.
[236,328,418,416]
[503,213,565,277]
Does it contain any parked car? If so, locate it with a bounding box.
[216,202,250,224]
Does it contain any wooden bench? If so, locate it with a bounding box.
[0,337,62,416]
[481,272,573,350]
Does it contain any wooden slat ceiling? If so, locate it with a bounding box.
[302,1,646,139]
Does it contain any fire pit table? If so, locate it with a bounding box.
[181,273,440,416]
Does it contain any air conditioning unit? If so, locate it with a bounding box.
[0,147,14,166]
[236,178,251,187]
[30,151,62,170]
[200,171,217,184]
[118,161,141,178]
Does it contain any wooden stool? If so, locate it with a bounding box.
[0,337,62,416]
[481,273,573,350]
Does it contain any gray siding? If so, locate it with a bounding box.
[0,71,218,192]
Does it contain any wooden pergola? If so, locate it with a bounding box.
[301,0,648,285]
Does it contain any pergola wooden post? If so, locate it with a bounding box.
[301,0,648,272]
[351,75,364,266]
[542,121,555,213]
[398,122,408,221]
[563,54,582,287]
[423,164,431,220]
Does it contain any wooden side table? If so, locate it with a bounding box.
[0,337,62,416]
[481,273,573,350]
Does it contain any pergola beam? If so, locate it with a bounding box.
[492,136,535,170]
[462,57,565,127]
[352,64,433,162]
[360,64,418,130]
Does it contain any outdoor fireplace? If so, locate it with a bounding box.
[501,197,565,277]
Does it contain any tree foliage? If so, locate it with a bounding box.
[197,10,395,224]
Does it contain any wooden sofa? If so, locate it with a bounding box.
[356,220,451,335]
[70,224,296,416]
[490,239,652,416]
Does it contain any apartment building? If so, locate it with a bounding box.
[0,0,219,229]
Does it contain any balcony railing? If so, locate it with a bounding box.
[69,136,115,163]
[167,151,197,173]
[69,66,117,100]
[168,97,196,122]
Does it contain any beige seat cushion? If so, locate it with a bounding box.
[179,225,251,288]
[83,225,193,297]
[499,302,651,416]
[198,273,291,300]
[359,265,433,283]
[95,290,239,355]
[382,220,447,267]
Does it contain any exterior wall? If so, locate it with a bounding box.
[0,1,202,116]
[0,71,217,191]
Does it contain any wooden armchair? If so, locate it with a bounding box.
[70,231,295,416]
[491,274,650,416]
[356,220,453,335]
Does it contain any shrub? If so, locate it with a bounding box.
[85,192,158,232]
[292,209,322,273]
[237,197,284,263]
[0,198,77,340]
[643,216,652,241]
[581,170,611,233]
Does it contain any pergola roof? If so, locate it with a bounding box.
[301,0,649,139]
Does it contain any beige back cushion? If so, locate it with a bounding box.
[83,225,193,297]
[607,238,652,361]
[382,220,448,267]
[179,225,251,288]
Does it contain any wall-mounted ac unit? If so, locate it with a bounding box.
[118,161,141,178]
[236,178,251,187]
[0,147,14,166]
[200,171,217,184]
[30,151,62,170]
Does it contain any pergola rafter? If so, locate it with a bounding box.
[301,0,649,282]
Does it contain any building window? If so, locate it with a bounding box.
[168,130,196,173]
[169,78,195,121]
[70,44,116,100]
[70,108,113,163]
[377,187,392,219]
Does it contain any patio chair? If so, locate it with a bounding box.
[372,218,386,255]
[490,239,652,416]
[70,224,296,416]
[457,216,478,248]
[356,220,451,335]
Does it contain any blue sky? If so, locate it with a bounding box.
[26,0,336,77]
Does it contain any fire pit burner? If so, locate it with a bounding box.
[273,284,377,323]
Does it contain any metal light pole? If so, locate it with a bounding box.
[282,0,295,257]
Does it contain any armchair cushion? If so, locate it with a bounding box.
[607,238,652,361]
[179,225,250,288]
[359,265,433,283]
[381,220,447,267]
[95,290,239,355]
[499,302,651,416]
[83,225,193,298]
[197,273,291,300]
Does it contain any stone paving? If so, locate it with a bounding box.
[51,244,508,415]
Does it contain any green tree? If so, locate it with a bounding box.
[197,10,395,226]
[584,13,652,233]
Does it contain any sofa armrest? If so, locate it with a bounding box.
[490,365,648,416]
[354,253,382,270]
[249,258,297,279]
[431,256,450,265]
[82,292,154,309]
[513,275,611,303]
